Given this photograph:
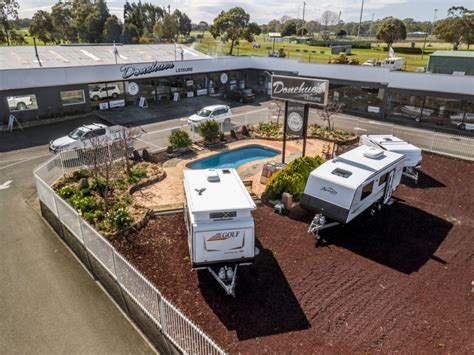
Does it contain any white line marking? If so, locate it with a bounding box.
[48,50,70,62]
[136,138,164,150]
[0,180,12,190]
[0,154,50,171]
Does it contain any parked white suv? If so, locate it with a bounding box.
[89,85,121,101]
[8,95,33,111]
[49,123,124,153]
[187,105,232,126]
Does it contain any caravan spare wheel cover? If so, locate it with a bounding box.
[363,147,384,159]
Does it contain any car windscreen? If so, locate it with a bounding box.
[197,108,212,117]
[68,128,84,140]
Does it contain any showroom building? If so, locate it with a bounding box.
[0,44,473,132]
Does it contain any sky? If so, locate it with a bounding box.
[17,0,473,24]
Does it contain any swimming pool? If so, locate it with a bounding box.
[187,144,280,170]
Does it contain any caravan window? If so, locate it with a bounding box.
[210,211,237,219]
[379,173,388,185]
[332,168,352,178]
[361,182,373,200]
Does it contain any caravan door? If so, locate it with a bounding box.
[383,170,395,204]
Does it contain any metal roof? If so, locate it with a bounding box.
[430,50,474,58]
[0,44,210,70]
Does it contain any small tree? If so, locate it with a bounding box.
[118,127,141,176]
[376,18,407,48]
[210,7,260,55]
[317,102,344,132]
[197,120,219,144]
[168,130,192,150]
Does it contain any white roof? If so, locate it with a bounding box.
[364,135,421,154]
[312,145,404,190]
[0,44,210,70]
[184,169,256,213]
[202,104,229,110]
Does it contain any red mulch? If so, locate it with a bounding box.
[112,152,473,354]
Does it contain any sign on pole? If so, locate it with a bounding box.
[271,75,329,106]
[272,75,329,163]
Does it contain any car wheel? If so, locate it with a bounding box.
[112,93,118,99]
[16,102,27,110]
[459,123,466,130]
[93,95,100,101]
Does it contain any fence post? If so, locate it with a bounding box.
[112,250,131,315]
[159,298,167,335]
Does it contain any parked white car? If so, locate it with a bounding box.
[49,123,124,153]
[8,95,33,111]
[187,105,232,126]
[89,85,121,101]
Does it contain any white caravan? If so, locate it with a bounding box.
[301,145,405,242]
[183,168,256,296]
[359,134,422,181]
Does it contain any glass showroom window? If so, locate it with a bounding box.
[7,94,38,111]
[60,90,85,106]
[422,96,464,128]
[387,91,426,122]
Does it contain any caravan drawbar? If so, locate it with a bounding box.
[301,145,405,240]
[183,168,257,296]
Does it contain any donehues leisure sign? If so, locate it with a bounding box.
[271,75,329,106]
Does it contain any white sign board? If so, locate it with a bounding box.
[368,106,380,113]
[196,89,208,96]
[138,96,148,108]
[173,92,180,102]
[187,91,194,98]
[109,99,125,108]
[99,102,109,110]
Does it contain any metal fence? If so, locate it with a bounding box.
[306,113,474,161]
[33,156,225,355]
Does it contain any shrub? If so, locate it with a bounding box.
[197,120,219,144]
[70,195,97,213]
[89,178,108,193]
[131,168,147,179]
[168,130,193,150]
[265,156,325,201]
[58,186,76,199]
[256,122,282,137]
[72,169,89,181]
[107,204,132,229]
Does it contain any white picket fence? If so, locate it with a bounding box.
[33,156,225,355]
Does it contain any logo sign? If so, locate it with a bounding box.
[272,75,329,106]
[321,186,337,194]
[127,81,139,95]
[207,231,240,242]
[120,61,175,79]
[286,102,305,136]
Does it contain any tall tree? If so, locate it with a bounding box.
[51,1,76,43]
[320,10,339,29]
[435,6,474,50]
[121,22,139,43]
[210,7,259,55]
[0,0,20,45]
[376,18,407,47]
[267,19,282,33]
[173,9,191,36]
[197,20,208,34]
[30,10,55,44]
[153,14,178,41]
[103,15,122,43]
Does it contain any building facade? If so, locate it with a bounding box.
[1,44,473,133]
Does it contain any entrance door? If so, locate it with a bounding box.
[383,170,395,204]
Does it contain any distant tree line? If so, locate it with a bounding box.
[0,0,193,45]
[259,7,473,49]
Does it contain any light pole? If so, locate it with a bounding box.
[429,8,438,46]
[357,0,365,39]
[301,2,307,37]
[368,13,375,38]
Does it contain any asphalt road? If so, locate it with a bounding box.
[0,100,270,354]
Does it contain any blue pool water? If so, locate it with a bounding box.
[187,144,280,169]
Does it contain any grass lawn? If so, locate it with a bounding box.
[193,33,472,72]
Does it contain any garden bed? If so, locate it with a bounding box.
[111,152,473,353]
[53,161,165,237]
[253,122,357,145]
